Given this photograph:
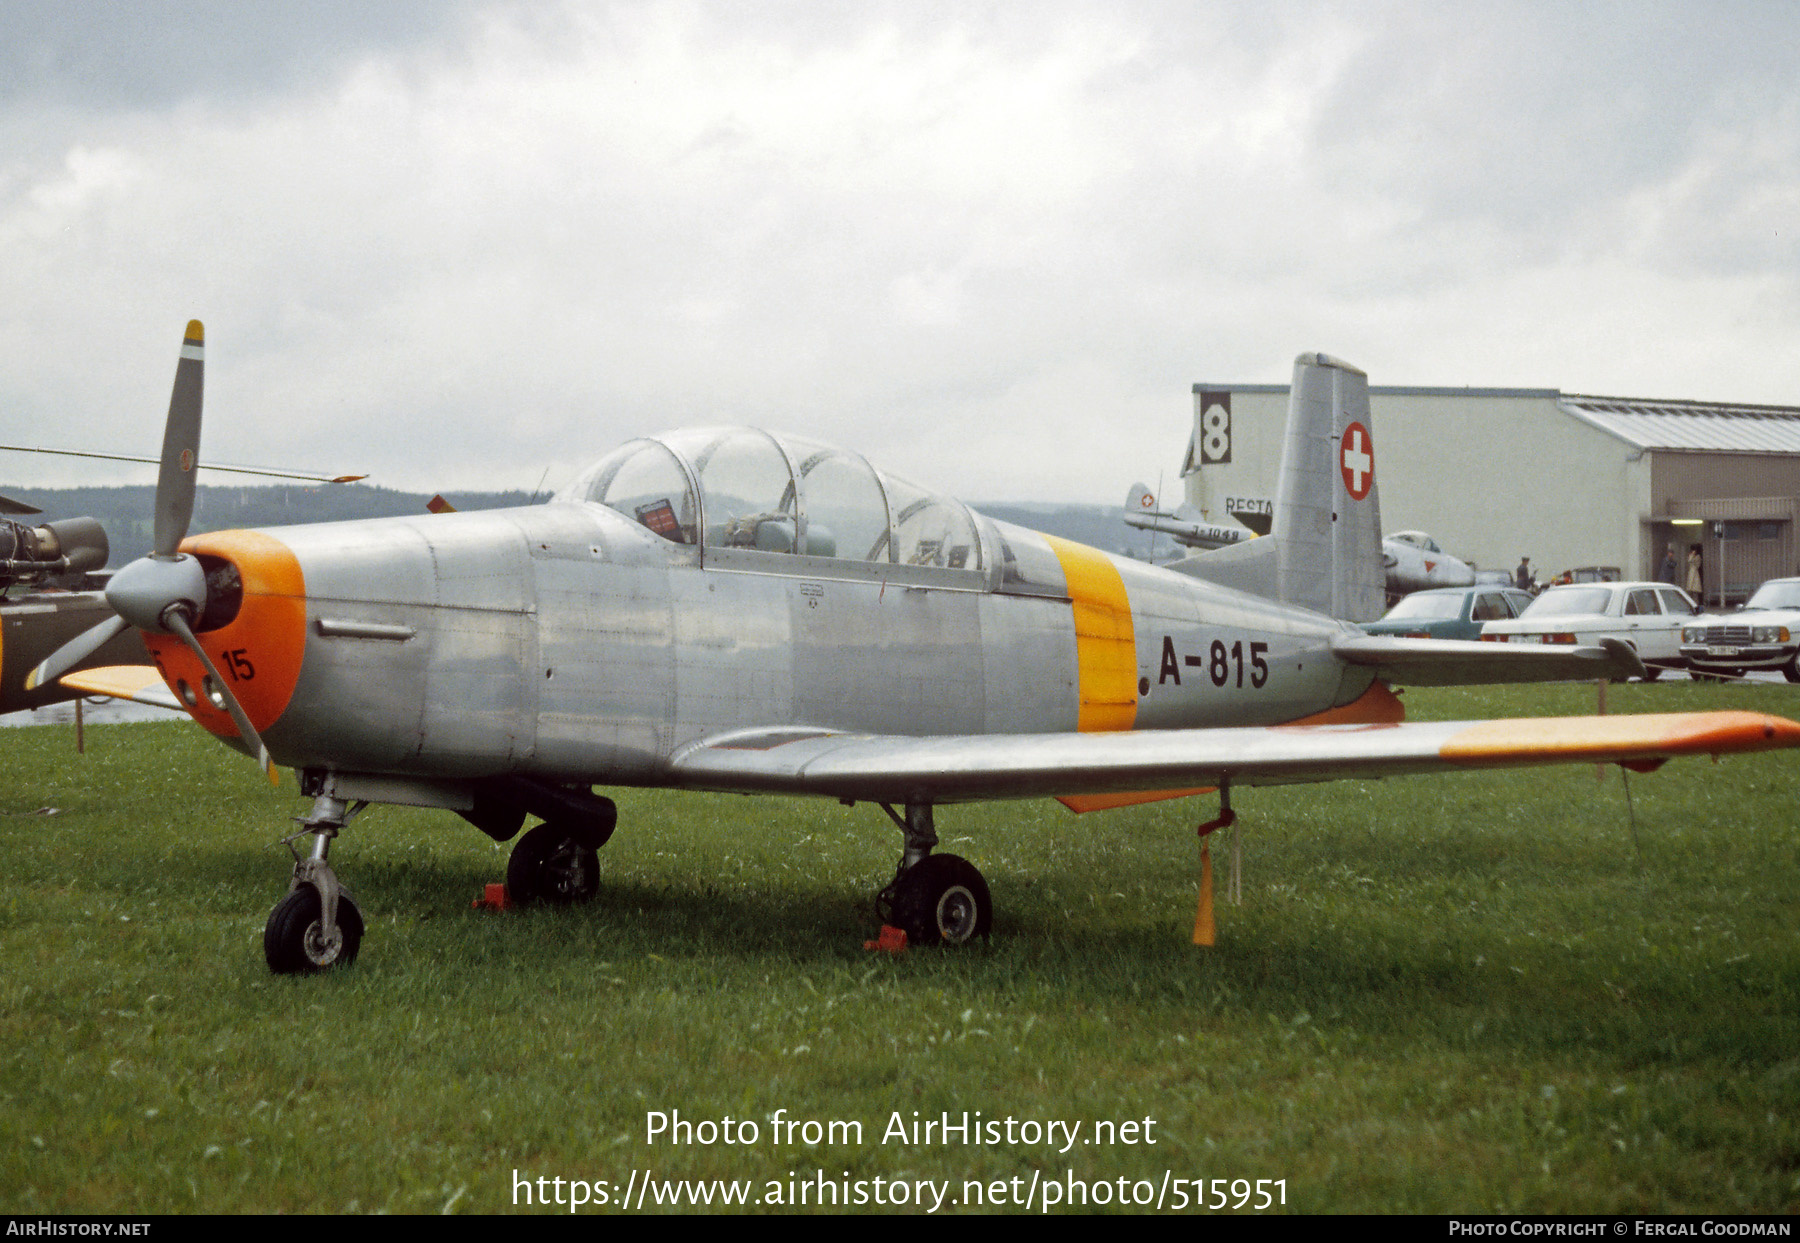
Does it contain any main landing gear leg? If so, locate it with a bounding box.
[874,802,992,947]
[264,794,368,974]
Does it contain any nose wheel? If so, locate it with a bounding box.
[265,885,364,972]
[265,793,366,974]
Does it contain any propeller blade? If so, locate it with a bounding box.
[153,320,205,558]
[165,610,279,786]
[24,614,132,692]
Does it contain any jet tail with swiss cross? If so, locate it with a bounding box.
[1168,353,1386,623]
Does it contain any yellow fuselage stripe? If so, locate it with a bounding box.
[1044,535,1137,732]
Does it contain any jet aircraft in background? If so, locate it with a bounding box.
[1124,487,1475,602]
[1123,484,1253,553]
[0,496,138,715]
[1383,530,1477,597]
[33,326,1800,974]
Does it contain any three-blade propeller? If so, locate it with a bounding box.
[26,322,278,783]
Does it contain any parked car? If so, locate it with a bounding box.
[1678,576,1800,682]
[1565,565,1622,583]
[1479,581,1700,679]
[1364,585,1536,642]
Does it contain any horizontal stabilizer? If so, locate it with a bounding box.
[667,710,1800,803]
[56,665,183,711]
[1329,633,1645,686]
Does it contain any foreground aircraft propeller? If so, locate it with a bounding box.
[42,329,1800,976]
[27,322,276,781]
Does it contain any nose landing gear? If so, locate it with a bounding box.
[264,793,366,973]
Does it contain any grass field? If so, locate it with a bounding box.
[3,680,1798,1214]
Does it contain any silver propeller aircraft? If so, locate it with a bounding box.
[33,323,1800,973]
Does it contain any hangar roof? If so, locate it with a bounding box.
[1559,396,1800,455]
[1193,381,1800,457]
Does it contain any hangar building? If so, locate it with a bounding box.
[1181,378,1800,606]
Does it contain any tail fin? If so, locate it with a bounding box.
[1275,353,1384,621]
[1170,353,1386,622]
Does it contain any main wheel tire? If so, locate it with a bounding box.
[1639,665,1663,681]
[506,822,600,905]
[890,854,992,947]
[264,886,364,974]
[1785,654,1800,684]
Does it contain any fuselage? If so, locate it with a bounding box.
[149,501,1378,789]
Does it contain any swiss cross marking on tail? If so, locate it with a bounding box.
[1340,422,1373,500]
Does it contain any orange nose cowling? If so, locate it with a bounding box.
[144,530,307,743]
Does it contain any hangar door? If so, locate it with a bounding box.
[1663,498,1797,605]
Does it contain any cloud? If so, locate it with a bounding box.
[3,1,1798,502]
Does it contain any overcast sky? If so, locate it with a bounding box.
[3,0,1797,502]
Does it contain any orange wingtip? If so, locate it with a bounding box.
[185,320,204,344]
[1441,711,1800,764]
[57,665,165,699]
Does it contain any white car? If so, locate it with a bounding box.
[1480,581,1700,679]
[1679,576,1800,682]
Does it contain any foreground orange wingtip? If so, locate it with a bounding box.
[56,665,180,708]
[1441,711,1800,765]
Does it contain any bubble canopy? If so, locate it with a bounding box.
[557,428,985,573]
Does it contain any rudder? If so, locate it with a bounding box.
[1274,353,1384,622]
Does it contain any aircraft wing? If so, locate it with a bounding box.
[55,665,184,711]
[1329,633,1645,686]
[667,711,1800,804]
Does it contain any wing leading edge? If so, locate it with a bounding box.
[668,711,1800,804]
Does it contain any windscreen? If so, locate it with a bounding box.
[1520,588,1611,618]
[1381,593,1463,621]
[1745,581,1800,611]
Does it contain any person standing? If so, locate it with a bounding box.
[1514,556,1532,591]
[1660,542,1680,585]
[1686,543,1704,602]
